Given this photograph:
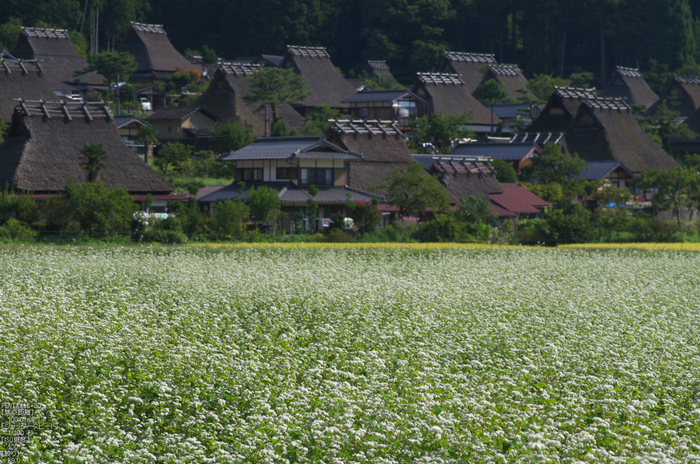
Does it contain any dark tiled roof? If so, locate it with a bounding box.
[488,103,538,119]
[444,52,496,63]
[342,89,421,104]
[450,143,538,161]
[490,184,552,214]
[220,136,361,161]
[579,161,622,180]
[258,55,283,67]
[114,115,149,129]
[315,186,384,203]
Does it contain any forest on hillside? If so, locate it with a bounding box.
[2,0,700,89]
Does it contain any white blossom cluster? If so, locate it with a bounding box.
[1,246,699,463]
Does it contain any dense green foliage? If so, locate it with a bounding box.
[3,1,700,87]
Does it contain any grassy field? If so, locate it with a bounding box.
[1,246,699,462]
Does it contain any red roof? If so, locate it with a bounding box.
[490,183,552,215]
[490,202,517,218]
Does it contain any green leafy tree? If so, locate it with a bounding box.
[520,143,587,197]
[380,161,449,217]
[247,185,281,230]
[405,112,474,154]
[64,180,137,236]
[528,74,572,101]
[474,79,510,105]
[213,198,249,239]
[75,50,138,91]
[633,166,700,230]
[244,67,311,137]
[0,17,21,51]
[303,105,344,136]
[154,142,190,181]
[0,117,7,145]
[135,124,158,165]
[456,195,492,225]
[491,159,518,183]
[640,100,696,154]
[346,198,380,236]
[569,72,594,88]
[210,120,254,153]
[201,45,218,66]
[80,143,108,183]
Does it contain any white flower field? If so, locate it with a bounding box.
[1,246,699,463]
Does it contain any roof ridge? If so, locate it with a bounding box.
[15,99,114,121]
[582,96,631,113]
[553,86,598,99]
[130,22,167,34]
[286,45,330,59]
[367,60,390,70]
[329,118,403,136]
[616,66,644,78]
[417,72,465,86]
[21,27,70,40]
[675,74,700,85]
[219,62,263,76]
[444,51,497,64]
[490,63,523,76]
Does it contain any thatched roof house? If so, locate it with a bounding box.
[0,100,172,193]
[647,75,700,118]
[366,60,393,78]
[325,119,414,193]
[438,52,496,94]
[191,62,304,137]
[117,22,191,80]
[12,27,103,86]
[411,73,499,127]
[598,67,659,111]
[481,64,535,101]
[0,59,57,123]
[278,46,356,115]
[146,105,218,141]
[411,154,503,203]
[563,97,679,176]
[527,86,598,133]
[347,60,398,90]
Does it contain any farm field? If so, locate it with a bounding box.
[1,246,699,463]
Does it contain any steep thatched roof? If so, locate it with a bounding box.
[279,46,356,109]
[563,97,679,175]
[527,86,598,133]
[366,60,393,78]
[598,67,659,111]
[191,63,303,136]
[12,27,103,85]
[438,51,496,94]
[0,101,172,193]
[647,75,700,118]
[0,59,57,122]
[325,119,414,193]
[117,22,191,78]
[482,64,535,100]
[412,154,503,203]
[411,73,499,126]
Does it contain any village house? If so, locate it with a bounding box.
[411,72,501,138]
[0,100,172,199]
[200,136,383,232]
[527,86,598,133]
[489,184,553,219]
[487,102,541,133]
[146,106,218,144]
[562,97,678,180]
[117,22,192,82]
[324,119,415,194]
[11,27,104,99]
[579,161,634,189]
[0,58,57,124]
[480,64,536,101]
[346,60,398,90]
[647,74,700,118]
[598,66,659,111]
[191,62,304,137]
[438,51,496,94]
[341,90,426,126]
[278,46,357,117]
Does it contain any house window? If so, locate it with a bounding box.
[357,108,368,118]
[242,168,263,181]
[276,167,297,179]
[300,168,333,185]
